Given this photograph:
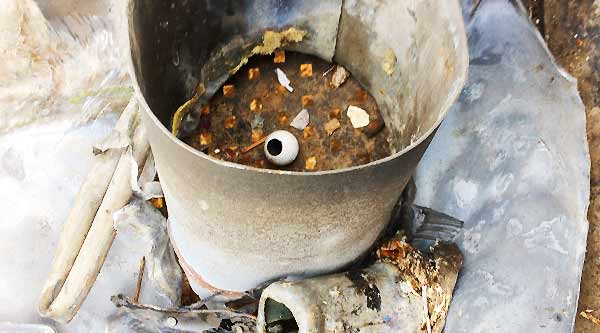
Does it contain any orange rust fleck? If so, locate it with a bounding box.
[248,67,260,80]
[251,129,264,143]
[277,112,289,125]
[324,118,341,136]
[331,139,342,152]
[225,146,239,159]
[223,85,235,98]
[329,108,342,119]
[224,115,236,129]
[305,157,317,170]
[355,90,368,104]
[250,98,262,112]
[301,95,314,107]
[150,197,165,209]
[199,131,212,145]
[274,49,286,63]
[303,126,315,139]
[575,39,584,47]
[276,84,288,94]
[201,105,210,115]
[300,63,313,77]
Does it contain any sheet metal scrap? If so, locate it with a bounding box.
[256,236,463,333]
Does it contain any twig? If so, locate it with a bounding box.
[134,256,146,303]
[242,136,267,154]
[580,310,600,326]
[322,65,335,77]
[112,294,257,320]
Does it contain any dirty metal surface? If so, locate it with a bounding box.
[182,51,391,172]
[521,1,600,330]
[415,1,590,331]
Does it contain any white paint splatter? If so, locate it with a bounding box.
[453,178,478,209]
[522,216,568,255]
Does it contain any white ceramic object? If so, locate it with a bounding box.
[264,130,299,166]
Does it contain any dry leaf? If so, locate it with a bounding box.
[324,118,341,136]
[305,157,317,170]
[224,115,237,129]
[250,98,262,112]
[301,95,314,107]
[223,85,235,97]
[303,126,315,139]
[300,64,313,77]
[248,68,260,80]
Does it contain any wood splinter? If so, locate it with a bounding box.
[134,256,146,304]
[242,136,267,154]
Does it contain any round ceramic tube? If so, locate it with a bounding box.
[264,130,299,166]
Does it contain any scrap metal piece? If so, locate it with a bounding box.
[401,205,464,253]
[257,238,463,333]
[413,1,590,331]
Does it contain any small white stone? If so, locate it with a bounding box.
[347,105,370,128]
[275,68,293,92]
[290,109,310,130]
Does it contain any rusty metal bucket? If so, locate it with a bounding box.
[126,0,468,296]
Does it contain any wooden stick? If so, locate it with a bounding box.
[134,256,146,304]
[42,113,151,323]
[38,98,138,315]
[241,136,267,154]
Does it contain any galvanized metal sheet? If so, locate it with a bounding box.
[414,1,590,331]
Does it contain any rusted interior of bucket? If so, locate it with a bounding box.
[181,51,393,171]
[129,0,465,170]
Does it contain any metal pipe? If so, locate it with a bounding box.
[256,241,463,333]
